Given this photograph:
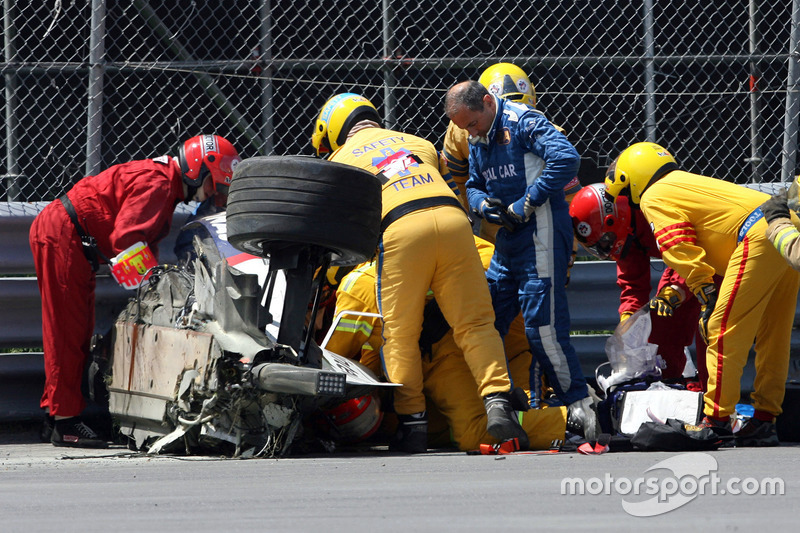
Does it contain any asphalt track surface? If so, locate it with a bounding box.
[0,422,797,532]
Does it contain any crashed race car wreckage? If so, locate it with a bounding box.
[102,156,394,457]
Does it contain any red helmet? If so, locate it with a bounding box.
[569,183,632,260]
[321,394,383,444]
[178,134,241,195]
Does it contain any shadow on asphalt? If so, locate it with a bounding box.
[0,420,41,444]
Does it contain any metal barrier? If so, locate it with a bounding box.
[0,202,192,421]
[0,202,192,350]
[0,202,626,354]
[2,201,799,421]
[0,201,628,423]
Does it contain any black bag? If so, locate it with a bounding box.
[630,418,724,451]
[596,378,687,435]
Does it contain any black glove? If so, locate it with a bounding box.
[695,283,718,344]
[476,198,517,231]
[648,285,683,317]
[759,189,790,224]
[509,386,531,412]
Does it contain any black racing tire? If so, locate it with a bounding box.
[226,156,382,265]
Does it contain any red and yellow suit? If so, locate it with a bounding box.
[29,156,185,417]
[325,237,567,450]
[640,171,800,420]
[329,127,512,415]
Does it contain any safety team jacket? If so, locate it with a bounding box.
[63,156,186,259]
[766,218,800,271]
[464,97,580,212]
[329,127,460,219]
[617,208,691,316]
[640,171,768,292]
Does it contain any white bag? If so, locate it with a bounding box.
[618,387,703,436]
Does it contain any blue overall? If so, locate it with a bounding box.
[466,97,589,406]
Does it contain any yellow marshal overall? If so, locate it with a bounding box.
[329,127,513,415]
[641,171,800,420]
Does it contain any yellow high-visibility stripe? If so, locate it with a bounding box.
[772,226,800,257]
[334,318,374,337]
[339,262,374,292]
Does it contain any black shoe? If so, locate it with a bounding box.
[484,392,530,449]
[40,414,55,443]
[51,417,108,449]
[566,396,600,442]
[389,412,428,453]
[735,417,779,447]
[697,415,734,439]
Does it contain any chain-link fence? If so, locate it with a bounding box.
[2,0,798,202]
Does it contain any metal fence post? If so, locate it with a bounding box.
[642,0,657,143]
[783,0,800,183]
[747,0,764,183]
[86,0,106,177]
[382,0,397,130]
[3,0,22,201]
[259,0,274,156]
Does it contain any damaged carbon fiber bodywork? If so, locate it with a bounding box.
[105,213,391,457]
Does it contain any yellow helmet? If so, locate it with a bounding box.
[604,142,679,204]
[325,265,354,287]
[478,63,537,107]
[310,93,381,157]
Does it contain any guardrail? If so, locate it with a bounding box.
[0,202,629,353]
[0,202,192,349]
[0,202,192,421]
[1,201,798,422]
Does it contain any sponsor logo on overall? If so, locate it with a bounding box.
[738,207,764,241]
[374,148,418,178]
[482,163,516,181]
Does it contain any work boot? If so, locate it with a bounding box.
[735,417,779,447]
[484,392,530,449]
[389,411,428,453]
[51,417,108,449]
[566,396,600,442]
